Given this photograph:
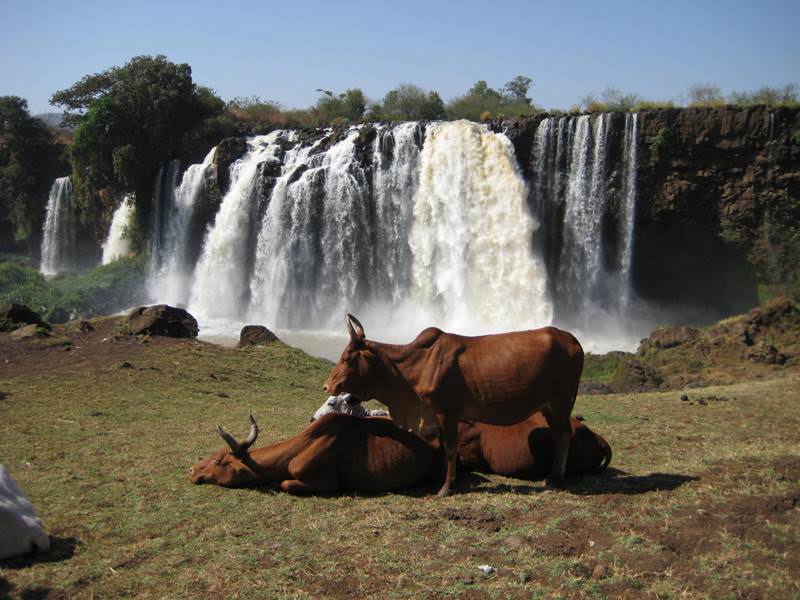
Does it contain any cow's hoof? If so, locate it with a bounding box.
[436,483,452,498]
[545,476,565,489]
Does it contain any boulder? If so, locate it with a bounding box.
[611,359,664,393]
[238,325,280,348]
[0,303,49,332]
[10,324,50,340]
[127,305,199,338]
[46,306,71,324]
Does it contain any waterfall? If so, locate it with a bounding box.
[249,130,374,329]
[148,160,180,279]
[148,147,217,305]
[40,177,76,275]
[101,194,136,264]
[139,115,641,355]
[619,113,638,308]
[371,122,423,304]
[409,120,552,332]
[530,112,641,334]
[189,132,287,319]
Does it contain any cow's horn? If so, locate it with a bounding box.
[241,414,259,450]
[217,425,240,453]
[346,314,365,340]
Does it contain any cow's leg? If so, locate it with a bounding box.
[435,413,459,498]
[280,478,338,495]
[282,440,340,495]
[543,409,571,486]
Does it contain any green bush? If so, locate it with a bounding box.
[0,255,147,318]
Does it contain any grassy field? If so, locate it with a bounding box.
[1,319,799,599]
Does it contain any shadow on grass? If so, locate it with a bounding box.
[0,390,8,401]
[451,468,699,496]
[0,536,79,570]
[214,469,698,498]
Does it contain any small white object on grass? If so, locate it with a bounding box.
[0,465,50,560]
[478,564,496,575]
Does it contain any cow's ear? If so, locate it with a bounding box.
[346,314,366,341]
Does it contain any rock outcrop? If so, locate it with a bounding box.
[237,325,280,347]
[0,303,49,332]
[127,305,199,338]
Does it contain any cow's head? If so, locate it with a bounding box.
[189,415,260,487]
[323,314,381,400]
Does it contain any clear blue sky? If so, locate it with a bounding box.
[2,0,798,115]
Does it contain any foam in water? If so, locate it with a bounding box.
[101,194,136,264]
[40,176,75,275]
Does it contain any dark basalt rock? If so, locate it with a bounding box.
[238,325,280,348]
[127,305,199,338]
[0,303,49,332]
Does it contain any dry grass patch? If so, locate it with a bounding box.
[1,320,798,598]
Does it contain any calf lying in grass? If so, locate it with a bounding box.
[311,398,612,480]
[190,413,434,494]
[456,414,612,479]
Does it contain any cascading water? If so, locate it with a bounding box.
[371,122,423,304]
[148,160,180,279]
[144,116,640,356]
[409,120,552,332]
[148,147,217,305]
[249,130,374,329]
[101,194,136,264]
[619,113,638,308]
[40,177,76,275]
[189,132,287,319]
[530,112,642,348]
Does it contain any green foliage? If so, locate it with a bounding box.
[648,127,672,158]
[632,99,676,110]
[581,87,642,112]
[51,55,228,198]
[728,84,798,108]
[310,88,367,125]
[0,255,146,317]
[0,96,67,250]
[583,352,626,383]
[446,76,537,120]
[369,84,445,121]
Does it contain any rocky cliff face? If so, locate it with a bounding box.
[497,106,800,318]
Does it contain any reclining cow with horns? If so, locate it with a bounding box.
[190,412,435,494]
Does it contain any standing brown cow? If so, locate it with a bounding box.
[323,315,584,496]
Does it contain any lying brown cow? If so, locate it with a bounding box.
[189,413,435,494]
[457,415,612,479]
[324,315,584,495]
[310,397,611,480]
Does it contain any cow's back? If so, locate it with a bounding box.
[451,327,583,424]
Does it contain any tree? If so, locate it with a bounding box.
[447,78,535,120]
[687,83,724,107]
[581,87,641,112]
[503,75,533,105]
[51,55,227,196]
[311,88,367,125]
[728,84,799,108]
[0,96,66,250]
[372,84,445,121]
